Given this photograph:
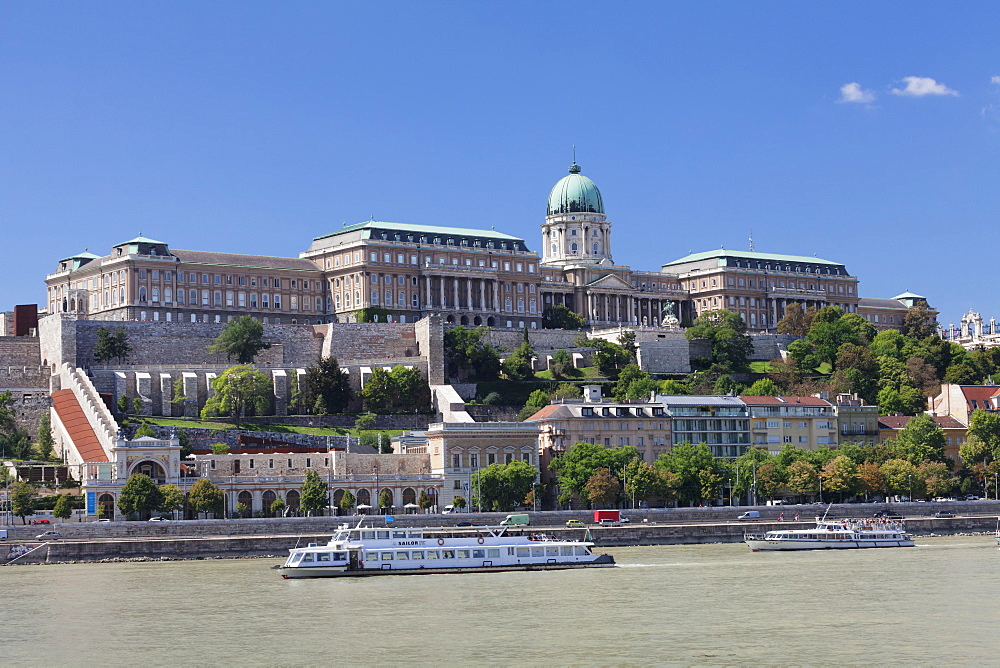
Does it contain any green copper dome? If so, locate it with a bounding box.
[547,163,604,216]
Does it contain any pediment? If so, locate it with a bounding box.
[586,273,634,291]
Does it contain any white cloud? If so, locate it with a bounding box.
[890,76,958,97]
[991,76,1000,85]
[838,82,875,103]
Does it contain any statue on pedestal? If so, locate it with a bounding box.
[660,301,680,328]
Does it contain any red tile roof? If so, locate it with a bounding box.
[879,414,967,430]
[959,386,1000,409]
[51,389,108,462]
[739,396,832,406]
[523,404,567,421]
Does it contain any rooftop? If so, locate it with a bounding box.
[313,220,524,243]
[662,248,844,268]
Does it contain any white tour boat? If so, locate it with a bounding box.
[745,517,914,552]
[278,523,616,578]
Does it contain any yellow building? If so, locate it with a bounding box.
[741,396,838,453]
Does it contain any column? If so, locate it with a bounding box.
[439,277,445,309]
[425,275,432,308]
[493,281,500,312]
[453,278,460,312]
[479,279,485,311]
[467,279,473,311]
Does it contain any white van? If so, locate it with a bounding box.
[736,511,761,521]
[0,529,7,540]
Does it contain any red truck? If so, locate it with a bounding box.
[593,510,621,525]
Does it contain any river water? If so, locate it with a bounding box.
[5,535,998,666]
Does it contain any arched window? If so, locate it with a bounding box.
[263,490,278,516]
[550,243,557,256]
[285,490,300,512]
[385,290,393,306]
[402,488,416,506]
[371,290,379,305]
[120,288,125,303]
[504,297,512,312]
[138,287,147,303]
[593,243,600,254]
[570,242,578,254]
[335,295,341,309]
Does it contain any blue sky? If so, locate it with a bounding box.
[3,2,998,328]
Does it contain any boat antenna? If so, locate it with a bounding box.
[820,502,833,522]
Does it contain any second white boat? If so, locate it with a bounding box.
[745,518,914,551]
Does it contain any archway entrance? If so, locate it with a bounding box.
[134,460,166,484]
[237,491,253,517]
[286,490,300,515]
[98,494,115,519]
[262,490,277,516]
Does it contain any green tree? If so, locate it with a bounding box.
[617,330,638,363]
[473,461,538,511]
[188,479,225,517]
[443,326,501,380]
[417,490,433,511]
[0,391,17,439]
[776,302,816,337]
[133,421,155,438]
[36,413,54,460]
[201,365,272,419]
[548,443,639,503]
[712,374,743,396]
[208,315,271,364]
[658,379,690,395]
[52,494,73,520]
[744,378,782,396]
[623,459,659,506]
[685,309,754,374]
[919,461,954,498]
[360,366,432,413]
[234,502,249,518]
[210,442,230,455]
[452,495,467,511]
[592,339,631,379]
[755,462,786,501]
[378,489,393,513]
[967,410,1000,462]
[786,461,819,499]
[821,456,859,501]
[94,326,131,364]
[655,442,722,506]
[900,302,938,340]
[159,484,185,515]
[300,470,329,516]
[270,499,287,517]
[501,341,535,381]
[10,481,36,524]
[303,357,352,414]
[893,413,947,464]
[549,349,580,380]
[177,429,193,458]
[518,389,551,421]
[542,304,585,329]
[3,429,33,460]
[858,461,887,498]
[585,467,621,507]
[613,364,657,402]
[880,458,920,497]
[355,412,376,431]
[117,473,164,519]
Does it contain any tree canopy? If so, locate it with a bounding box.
[188,478,225,516]
[10,481,37,523]
[94,326,131,364]
[443,326,501,380]
[303,357,352,414]
[208,315,271,364]
[685,309,753,374]
[300,471,329,516]
[360,365,431,413]
[542,304,586,329]
[592,339,631,379]
[548,443,639,504]
[473,460,538,511]
[201,365,272,419]
[117,473,164,519]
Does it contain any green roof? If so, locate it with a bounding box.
[60,250,101,262]
[116,235,167,246]
[314,220,523,243]
[547,163,605,216]
[893,291,925,300]
[662,249,844,267]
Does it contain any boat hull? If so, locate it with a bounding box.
[746,538,915,552]
[281,556,615,578]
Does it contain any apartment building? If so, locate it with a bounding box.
[740,396,837,453]
[831,393,880,447]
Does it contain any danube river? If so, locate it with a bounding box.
[5,535,998,665]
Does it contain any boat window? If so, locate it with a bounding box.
[317,553,331,562]
[531,547,543,557]
[546,547,559,556]
[392,531,407,539]
[361,531,376,540]
[290,553,304,564]
[302,553,315,563]
[517,547,530,557]
[409,531,423,539]
[411,551,424,560]
[441,550,455,559]
[487,549,500,558]
[397,552,409,560]
[560,546,573,556]
[377,531,390,539]
[426,551,439,559]
[473,549,485,559]
[380,552,394,561]
[366,551,379,561]
[457,550,470,559]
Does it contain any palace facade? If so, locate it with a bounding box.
[46,161,873,332]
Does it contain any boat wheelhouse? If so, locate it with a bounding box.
[745,518,915,552]
[279,523,615,578]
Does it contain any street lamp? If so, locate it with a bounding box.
[818,475,823,504]
[373,463,379,515]
[908,474,913,503]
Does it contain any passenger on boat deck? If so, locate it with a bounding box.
[778,513,784,521]
[793,513,800,521]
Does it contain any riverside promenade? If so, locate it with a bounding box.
[4,502,998,564]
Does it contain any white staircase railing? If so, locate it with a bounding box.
[59,363,120,459]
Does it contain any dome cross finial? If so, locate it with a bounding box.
[568,145,581,173]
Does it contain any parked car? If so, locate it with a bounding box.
[148,517,170,522]
[736,511,761,521]
[565,519,585,527]
[620,516,631,523]
[454,522,473,527]
[932,511,956,518]
[874,512,904,520]
[36,531,61,540]
[96,518,111,523]
[31,519,51,525]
